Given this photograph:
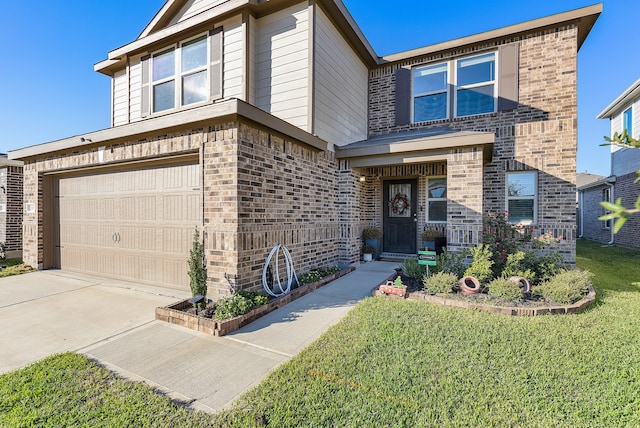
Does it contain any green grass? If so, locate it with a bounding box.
[0,259,35,277]
[1,239,639,427]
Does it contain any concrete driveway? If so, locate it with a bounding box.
[0,270,184,374]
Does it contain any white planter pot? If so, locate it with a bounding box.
[363,253,373,262]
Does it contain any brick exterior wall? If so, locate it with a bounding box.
[21,120,341,298]
[613,172,640,249]
[579,184,611,245]
[0,165,23,257]
[366,26,579,263]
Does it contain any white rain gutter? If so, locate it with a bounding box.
[605,176,617,245]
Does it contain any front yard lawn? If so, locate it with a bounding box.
[1,239,639,427]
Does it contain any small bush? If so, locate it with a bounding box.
[535,269,592,305]
[401,257,426,280]
[299,270,322,284]
[362,228,383,239]
[362,245,375,255]
[533,252,565,282]
[487,277,523,301]
[434,248,468,278]
[502,251,537,283]
[423,272,458,294]
[464,244,494,284]
[317,266,340,276]
[215,290,268,320]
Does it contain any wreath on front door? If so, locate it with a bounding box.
[391,193,409,215]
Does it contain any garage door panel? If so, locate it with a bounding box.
[57,162,200,290]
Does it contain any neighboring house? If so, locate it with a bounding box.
[8,1,601,298]
[576,171,605,239]
[580,78,640,249]
[0,155,24,259]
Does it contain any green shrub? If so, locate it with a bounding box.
[401,257,426,280]
[483,212,532,277]
[487,277,523,301]
[187,227,207,309]
[464,244,494,284]
[502,251,537,282]
[434,248,468,278]
[215,290,268,320]
[533,252,565,282]
[423,272,458,294]
[362,228,383,239]
[299,270,322,284]
[317,266,340,276]
[534,269,592,305]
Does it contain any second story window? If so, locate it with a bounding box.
[151,35,209,113]
[623,107,633,135]
[455,53,496,117]
[413,63,448,122]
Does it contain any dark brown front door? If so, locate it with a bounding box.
[383,179,418,254]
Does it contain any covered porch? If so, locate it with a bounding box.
[336,127,494,264]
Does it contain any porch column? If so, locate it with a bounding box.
[446,146,484,251]
[337,160,361,266]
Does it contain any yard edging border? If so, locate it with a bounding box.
[156,266,355,336]
[372,281,597,316]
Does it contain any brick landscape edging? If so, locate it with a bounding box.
[372,281,597,316]
[156,266,355,336]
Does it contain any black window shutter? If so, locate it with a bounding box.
[141,55,151,117]
[498,43,519,111]
[395,67,411,126]
[209,27,223,101]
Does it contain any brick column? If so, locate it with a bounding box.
[337,160,361,266]
[447,146,484,251]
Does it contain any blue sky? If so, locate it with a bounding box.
[2,1,637,176]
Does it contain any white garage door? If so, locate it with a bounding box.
[57,162,201,290]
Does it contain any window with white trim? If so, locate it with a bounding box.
[413,63,448,122]
[602,187,611,229]
[151,35,209,113]
[455,53,496,117]
[411,52,497,123]
[506,171,537,224]
[623,107,633,135]
[426,177,447,223]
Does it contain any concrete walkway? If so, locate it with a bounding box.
[1,262,396,413]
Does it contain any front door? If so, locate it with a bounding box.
[383,179,418,254]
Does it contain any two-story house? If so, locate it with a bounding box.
[579,77,640,249]
[9,0,601,298]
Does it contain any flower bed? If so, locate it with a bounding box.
[156,266,355,336]
[372,276,597,316]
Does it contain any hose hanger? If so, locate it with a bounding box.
[262,244,299,297]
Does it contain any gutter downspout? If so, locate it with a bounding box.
[578,190,584,238]
[605,176,616,245]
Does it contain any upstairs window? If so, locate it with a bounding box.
[455,53,496,117]
[413,63,448,122]
[623,107,633,135]
[426,177,447,222]
[152,36,208,113]
[506,171,537,224]
[142,29,222,117]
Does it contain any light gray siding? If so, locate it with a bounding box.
[255,2,310,131]
[112,69,129,126]
[169,0,228,25]
[128,55,144,123]
[612,146,640,176]
[313,6,368,146]
[223,16,245,100]
[248,14,257,105]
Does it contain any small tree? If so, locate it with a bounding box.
[599,131,640,233]
[188,227,207,308]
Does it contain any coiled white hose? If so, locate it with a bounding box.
[262,244,299,297]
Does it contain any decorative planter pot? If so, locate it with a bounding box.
[459,276,481,295]
[363,253,373,262]
[379,280,407,297]
[365,238,381,259]
[509,276,531,296]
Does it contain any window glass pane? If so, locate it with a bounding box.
[389,183,412,218]
[414,93,447,122]
[153,49,175,81]
[413,63,447,94]
[508,199,534,223]
[182,37,207,73]
[508,172,536,197]
[428,178,447,198]
[182,71,208,105]
[153,81,175,112]
[428,200,447,222]
[457,85,494,117]
[457,53,495,86]
[624,108,633,134]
